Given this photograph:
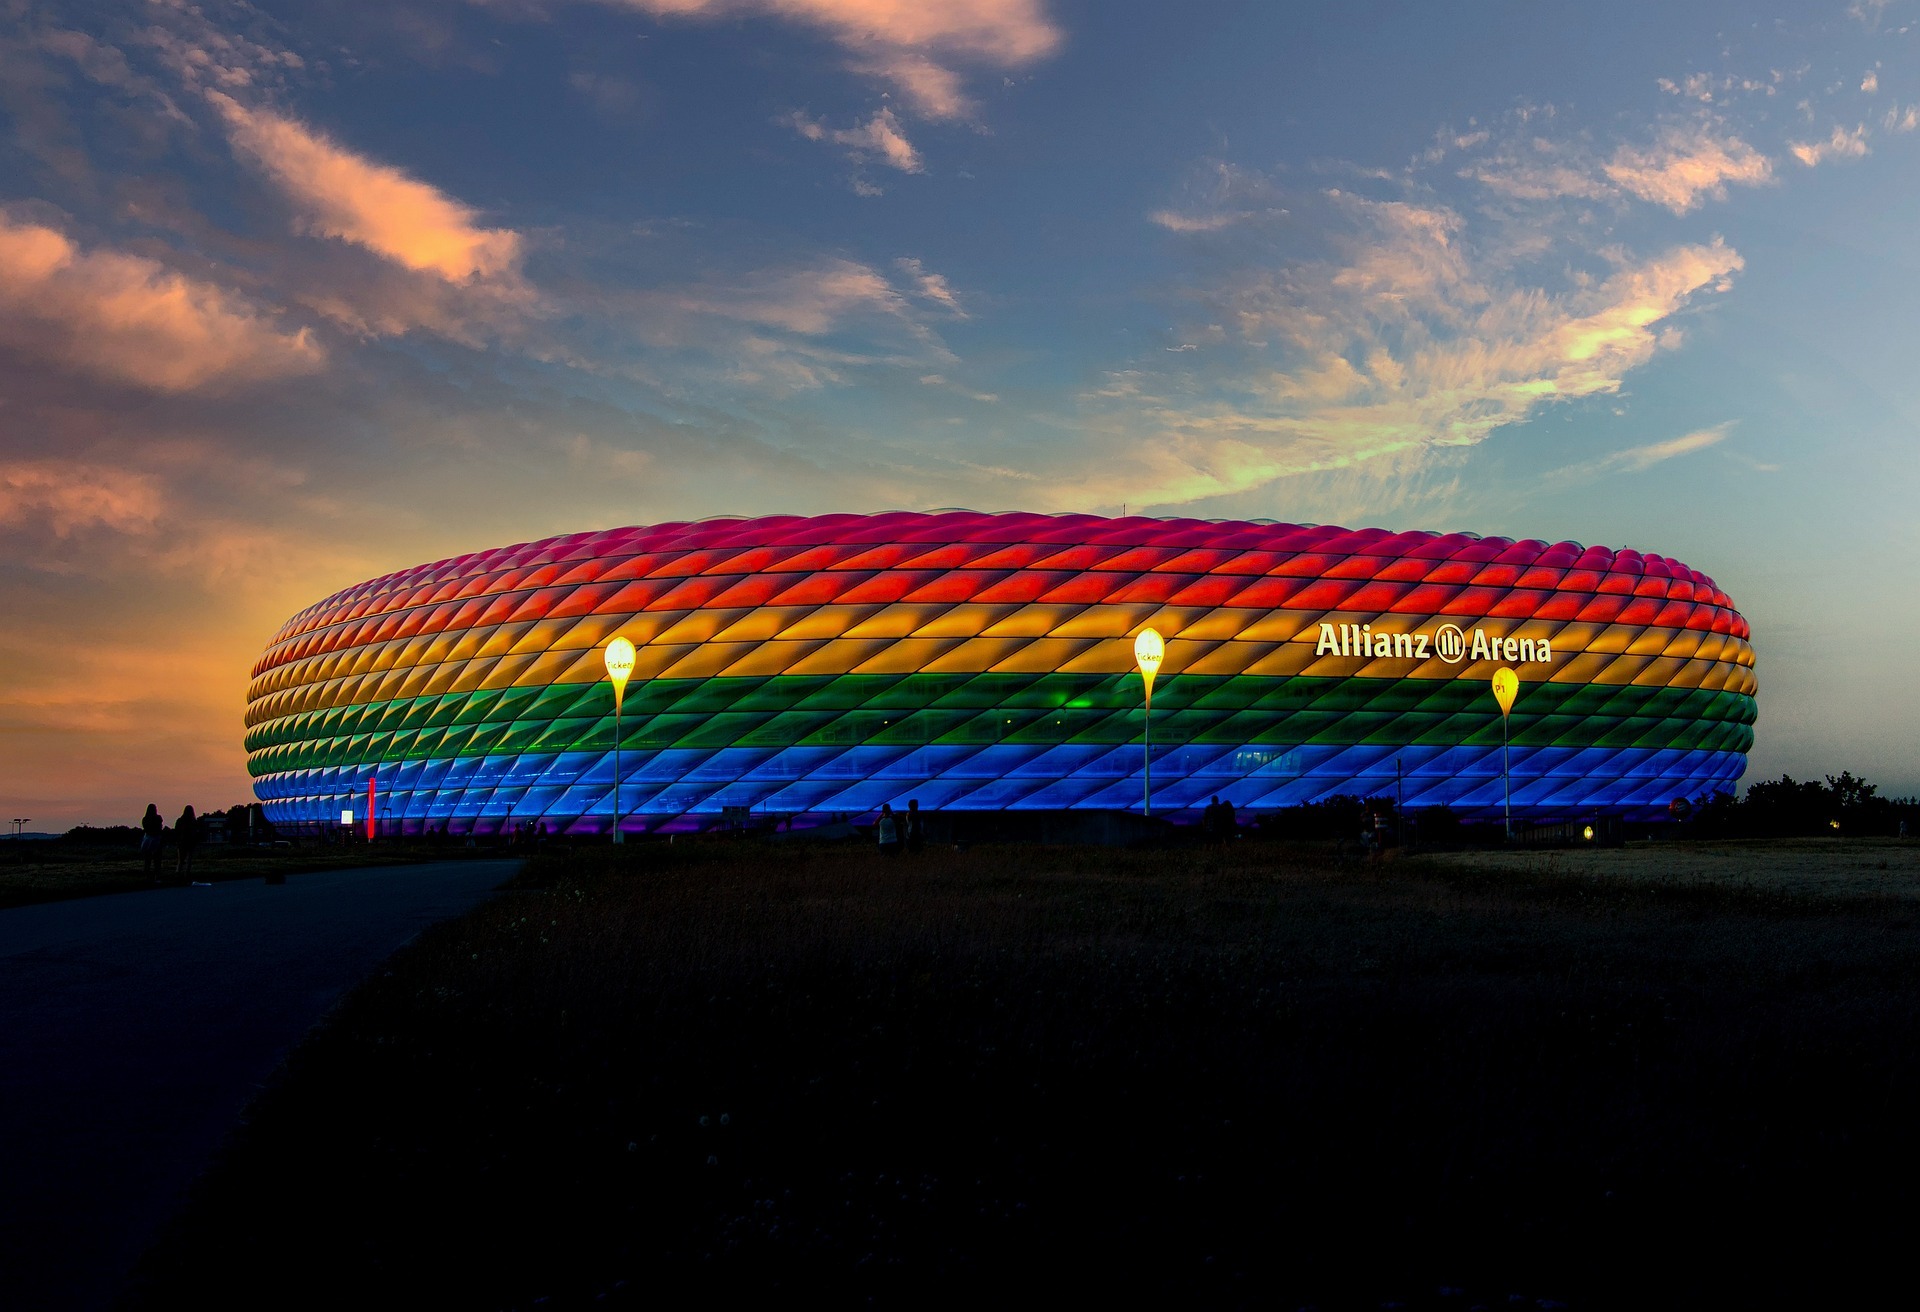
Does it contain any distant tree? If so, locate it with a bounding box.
[1742,775,1834,836]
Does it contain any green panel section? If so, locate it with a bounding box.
[246,672,1758,774]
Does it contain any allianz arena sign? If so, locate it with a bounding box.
[1314,621,1555,666]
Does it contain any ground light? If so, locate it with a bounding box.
[1492,665,1519,840]
[605,636,636,844]
[1134,627,1164,817]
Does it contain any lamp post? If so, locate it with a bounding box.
[605,636,636,844]
[1134,628,1164,817]
[1491,665,1519,840]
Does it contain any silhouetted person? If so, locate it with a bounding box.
[140,804,164,881]
[174,805,200,879]
[877,803,901,857]
[905,799,925,854]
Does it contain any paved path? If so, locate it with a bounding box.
[0,860,515,1310]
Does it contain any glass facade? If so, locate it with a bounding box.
[245,512,1756,832]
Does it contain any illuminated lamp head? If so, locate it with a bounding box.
[1134,627,1165,707]
[1491,666,1519,718]
[604,636,637,710]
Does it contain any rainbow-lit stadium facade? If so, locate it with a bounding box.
[245,512,1756,833]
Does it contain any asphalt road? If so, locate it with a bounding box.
[0,860,515,1310]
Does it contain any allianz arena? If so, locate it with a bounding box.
[244,512,1756,834]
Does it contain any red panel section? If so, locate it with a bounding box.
[768,572,865,607]
[1287,578,1361,610]
[1166,576,1242,607]
[837,571,941,605]
[904,570,1009,603]
[975,570,1077,604]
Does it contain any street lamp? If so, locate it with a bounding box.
[1134,627,1164,817]
[1491,665,1519,840]
[605,636,636,844]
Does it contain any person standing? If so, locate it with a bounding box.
[174,805,200,880]
[139,804,164,881]
[905,799,925,854]
[877,803,901,858]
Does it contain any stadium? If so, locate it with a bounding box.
[243,512,1756,834]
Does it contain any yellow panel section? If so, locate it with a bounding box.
[446,657,499,695]
[1184,641,1276,677]
[514,649,581,687]
[713,606,821,644]
[778,606,879,642]
[1237,612,1305,642]
[987,637,1102,674]
[476,623,535,659]
[656,608,749,646]
[843,604,948,640]
[981,604,1089,639]
[559,614,629,650]
[784,638,895,676]
[1177,608,1262,642]
[1626,625,1674,657]
[630,643,693,681]
[1058,641,1129,674]
[480,653,538,689]
[851,637,969,675]
[922,636,1031,672]
[658,642,759,680]
[1052,603,1155,639]
[910,604,1020,638]
[708,639,814,678]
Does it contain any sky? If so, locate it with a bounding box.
[2,0,1917,828]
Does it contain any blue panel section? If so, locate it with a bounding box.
[257,740,1751,833]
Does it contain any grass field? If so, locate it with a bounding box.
[0,839,509,910]
[126,837,1920,1310]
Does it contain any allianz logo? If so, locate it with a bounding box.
[1314,621,1553,666]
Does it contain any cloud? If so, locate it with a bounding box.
[785,106,922,172]
[1148,159,1286,234]
[895,256,963,314]
[1887,105,1920,132]
[1790,123,1871,165]
[210,94,524,282]
[0,460,165,536]
[1149,209,1258,233]
[1602,123,1773,212]
[1862,70,1880,94]
[1071,190,1745,507]
[0,213,323,392]
[852,51,973,119]
[612,0,1062,121]
[1552,422,1734,482]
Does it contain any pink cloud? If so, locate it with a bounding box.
[0,460,165,537]
[613,0,1061,120]
[785,106,922,172]
[1602,124,1773,213]
[0,213,323,392]
[212,94,523,282]
[1789,124,1871,166]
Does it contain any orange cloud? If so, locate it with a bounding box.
[0,213,323,392]
[1789,124,1870,166]
[614,0,1061,120]
[786,107,923,172]
[0,461,165,537]
[211,94,523,282]
[1602,124,1773,213]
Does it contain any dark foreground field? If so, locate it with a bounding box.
[127,840,1920,1310]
